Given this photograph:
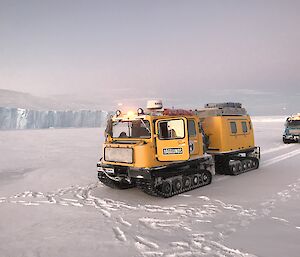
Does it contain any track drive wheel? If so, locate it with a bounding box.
[183,176,192,189]
[202,170,212,185]
[161,181,172,197]
[241,161,248,172]
[283,138,290,144]
[251,158,259,169]
[173,178,183,193]
[192,175,199,186]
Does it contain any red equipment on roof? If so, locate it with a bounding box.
[163,108,194,116]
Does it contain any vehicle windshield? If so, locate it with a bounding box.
[112,119,151,138]
[286,120,300,128]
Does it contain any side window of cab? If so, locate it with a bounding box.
[188,119,196,138]
[158,119,185,139]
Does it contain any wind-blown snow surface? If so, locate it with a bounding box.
[251,115,286,123]
[0,107,108,129]
[0,117,300,257]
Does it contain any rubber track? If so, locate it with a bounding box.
[226,156,259,176]
[137,170,212,198]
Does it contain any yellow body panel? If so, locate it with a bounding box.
[102,115,205,168]
[187,118,204,157]
[155,117,190,161]
[104,141,159,168]
[201,115,255,153]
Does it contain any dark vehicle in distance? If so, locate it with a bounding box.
[283,114,300,143]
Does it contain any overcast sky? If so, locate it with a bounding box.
[0,0,299,114]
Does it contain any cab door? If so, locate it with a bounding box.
[155,118,189,161]
[187,119,200,156]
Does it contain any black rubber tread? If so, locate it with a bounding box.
[98,172,135,189]
[225,157,259,176]
[283,138,298,144]
[202,170,212,185]
[136,170,212,198]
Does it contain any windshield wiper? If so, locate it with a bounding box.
[140,119,151,134]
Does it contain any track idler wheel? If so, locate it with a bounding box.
[183,176,192,189]
[247,161,252,169]
[241,161,248,171]
[237,162,242,173]
[161,181,172,197]
[229,163,239,176]
[251,158,259,169]
[202,170,212,185]
[192,175,200,186]
[173,178,183,193]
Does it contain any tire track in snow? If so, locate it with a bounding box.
[2,183,254,256]
[260,143,294,155]
[142,233,256,257]
[259,178,300,215]
[139,217,189,232]
[261,148,300,167]
[1,172,299,256]
[0,185,259,257]
[214,179,300,246]
[271,217,289,223]
[117,216,132,227]
[135,236,159,250]
[112,227,127,242]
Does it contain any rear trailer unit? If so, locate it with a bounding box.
[196,102,260,175]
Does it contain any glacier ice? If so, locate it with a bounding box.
[0,107,108,129]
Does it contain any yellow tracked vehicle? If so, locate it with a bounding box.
[97,100,260,197]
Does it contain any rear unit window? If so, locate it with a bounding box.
[242,121,248,133]
[230,122,237,134]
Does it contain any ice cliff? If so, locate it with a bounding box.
[0,107,108,129]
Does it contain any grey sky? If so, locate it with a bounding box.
[0,0,299,114]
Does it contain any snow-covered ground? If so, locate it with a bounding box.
[0,118,299,257]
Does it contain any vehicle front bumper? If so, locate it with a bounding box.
[283,134,300,142]
[97,162,152,180]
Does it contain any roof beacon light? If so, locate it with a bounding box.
[137,108,144,115]
[116,110,122,117]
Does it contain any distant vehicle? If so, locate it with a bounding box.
[283,113,300,144]
[97,100,260,197]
